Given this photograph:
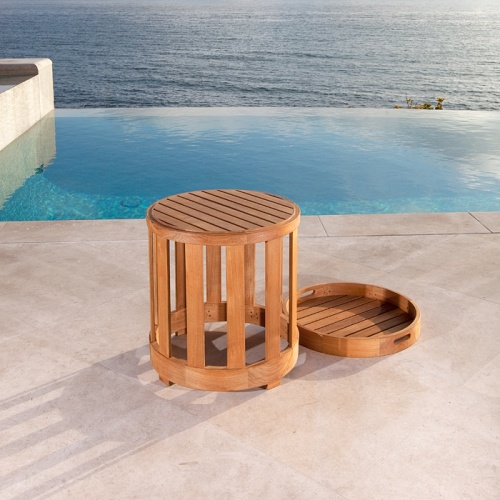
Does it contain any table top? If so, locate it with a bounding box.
[147,189,300,245]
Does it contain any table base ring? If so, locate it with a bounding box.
[150,339,298,391]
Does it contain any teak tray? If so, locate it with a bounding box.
[285,282,420,357]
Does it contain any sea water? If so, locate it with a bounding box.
[1,0,499,110]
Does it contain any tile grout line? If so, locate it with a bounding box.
[469,211,493,234]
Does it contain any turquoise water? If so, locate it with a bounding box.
[1,108,500,220]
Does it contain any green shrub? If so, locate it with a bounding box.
[394,97,445,109]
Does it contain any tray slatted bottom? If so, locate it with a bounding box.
[289,283,421,357]
[297,294,414,338]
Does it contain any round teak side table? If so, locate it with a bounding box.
[146,189,300,391]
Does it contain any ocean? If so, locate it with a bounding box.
[1,0,500,109]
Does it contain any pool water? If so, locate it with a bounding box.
[1,108,500,220]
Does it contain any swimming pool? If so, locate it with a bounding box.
[1,108,500,220]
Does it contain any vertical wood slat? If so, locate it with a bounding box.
[206,245,222,303]
[175,242,186,308]
[226,245,246,368]
[185,244,205,368]
[288,229,298,345]
[175,242,186,335]
[265,238,283,360]
[148,230,157,344]
[156,236,171,358]
[244,244,255,305]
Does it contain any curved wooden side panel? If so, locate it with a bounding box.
[150,339,299,391]
[298,321,420,357]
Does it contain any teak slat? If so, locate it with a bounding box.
[265,238,283,360]
[175,242,186,334]
[210,190,294,219]
[156,200,248,233]
[317,302,396,334]
[371,319,414,337]
[297,295,366,323]
[156,236,171,358]
[206,245,222,303]
[305,299,386,331]
[148,231,157,344]
[288,228,298,345]
[180,192,279,229]
[226,245,246,368]
[352,314,413,337]
[327,308,405,337]
[244,244,256,305]
[185,244,205,368]
[297,295,363,318]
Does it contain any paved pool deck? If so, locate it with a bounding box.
[1,212,499,499]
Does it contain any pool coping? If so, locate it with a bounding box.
[0,212,498,243]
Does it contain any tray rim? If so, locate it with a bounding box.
[284,281,421,357]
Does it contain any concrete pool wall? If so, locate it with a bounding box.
[0,58,54,151]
